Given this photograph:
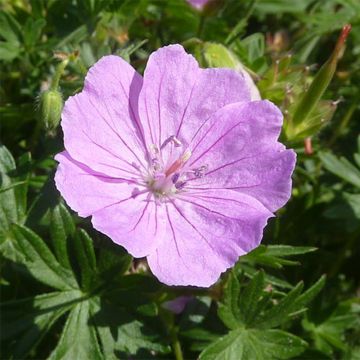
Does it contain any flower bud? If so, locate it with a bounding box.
[198,42,261,100]
[187,0,224,15]
[38,89,63,131]
[285,24,351,140]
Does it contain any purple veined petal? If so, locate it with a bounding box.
[55,151,165,257]
[61,55,147,180]
[55,151,141,217]
[147,189,273,287]
[138,44,251,151]
[186,100,296,212]
[91,192,167,258]
[188,148,296,213]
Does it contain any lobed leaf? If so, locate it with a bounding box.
[1,290,82,359]
[8,224,77,290]
[320,152,360,188]
[48,300,103,360]
[199,328,307,360]
[50,203,75,270]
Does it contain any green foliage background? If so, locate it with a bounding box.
[0,0,359,359]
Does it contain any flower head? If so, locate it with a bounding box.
[55,44,296,287]
[186,0,211,10]
[162,296,193,314]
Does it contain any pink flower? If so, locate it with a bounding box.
[55,45,296,287]
[162,296,193,314]
[186,0,210,10]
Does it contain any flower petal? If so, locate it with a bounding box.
[240,65,261,100]
[187,100,296,211]
[91,195,166,258]
[54,151,138,217]
[55,151,164,257]
[61,55,147,180]
[138,44,251,150]
[147,190,272,287]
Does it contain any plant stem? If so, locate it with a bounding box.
[328,102,357,146]
[159,309,184,360]
[197,15,205,38]
[50,59,69,91]
[172,332,184,360]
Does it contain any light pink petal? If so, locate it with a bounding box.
[147,190,272,287]
[91,194,166,258]
[138,44,251,150]
[187,100,296,211]
[61,55,147,180]
[55,151,164,257]
[54,151,139,217]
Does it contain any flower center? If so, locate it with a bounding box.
[144,135,206,199]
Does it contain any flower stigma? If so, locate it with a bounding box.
[144,135,205,200]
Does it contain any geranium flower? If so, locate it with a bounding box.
[55,45,296,287]
[186,0,210,10]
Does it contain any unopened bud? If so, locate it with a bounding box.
[38,89,63,131]
[285,24,351,140]
[200,42,261,100]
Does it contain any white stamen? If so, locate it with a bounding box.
[181,149,192,163]
[160,135,183,150]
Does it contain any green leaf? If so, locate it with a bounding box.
[73,228,97,291]
[0,11,22,43]
[117,39,148,62]
[1,290,82,359]
[324,193,360,232]
[97,239,132,282]
[292,275,326,311]
[354,135,360,168]
[303,298,359,356]
[243,245,317,269]
[319,151,360,188]
[50,203,75,270]
[48,300,103,360]
[0,41,20,61]
[13,152,31,222]
[264,245,318,257]
[23,18,46,48]
[225,0,255,45]
[240,33,265,62]
[0,145,18,238]
[105,274,162,311]
[55,25,88,48]
[254,0,312,14]
[253,330,308,359]
[199,328,307,360]
[218,271,242,329]
[9,224,77,290]
[239,271,265,326]
[115,316,169,355]
[0,147,30,260]
[90,297,170,357]
[255,282,304,329]
[239,263,293,289]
